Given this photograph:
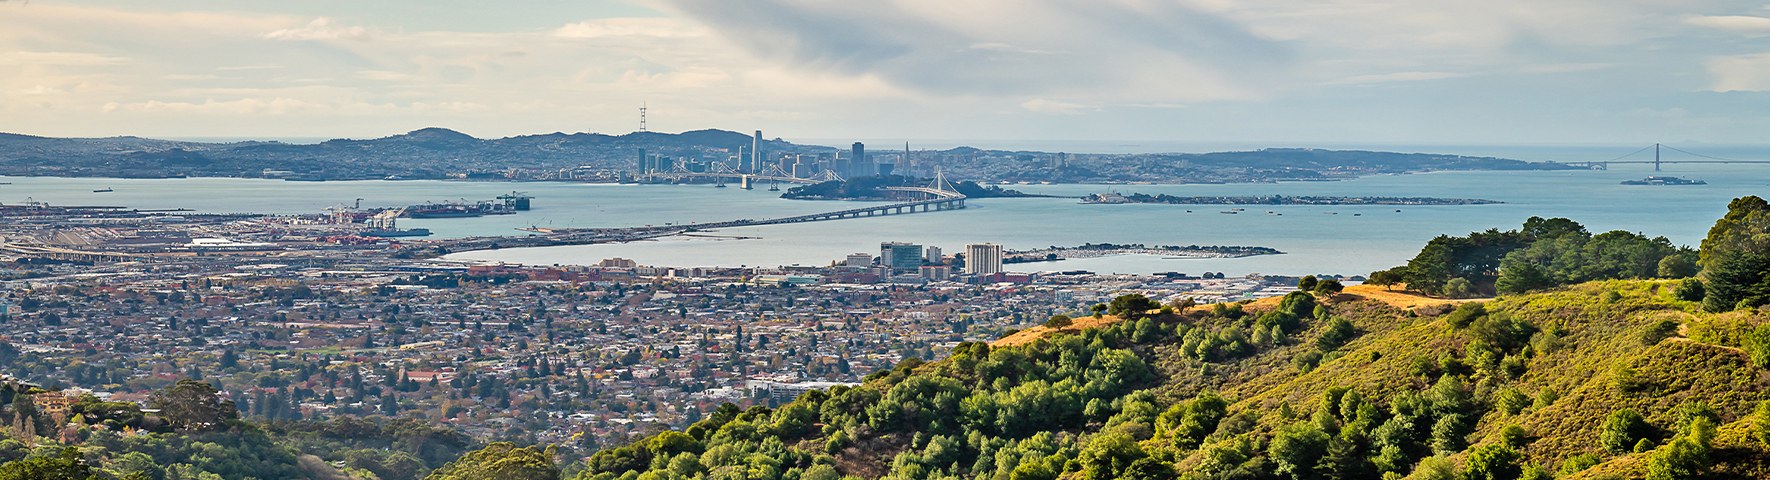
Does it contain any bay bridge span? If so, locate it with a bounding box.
[435,175,967,253]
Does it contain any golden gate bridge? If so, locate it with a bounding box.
[1566,144,1770,171]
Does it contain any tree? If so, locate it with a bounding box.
[1460,443,1523,480]
[1108,294,1159,320]
[148,380,238,432]
[424,443,558,480]
[1297,276,1319,292]
[1314,279,1344,297]
[1268,422,1330,479]
[1076,433,1151,480]
[1646,417,1714,480]
[0,447,93,480]
[1698,196,1770,311]
[1045,315,1073,329]
[1368,268,1406,291]
[1658,252,1698,278]
[1600,409,1653,454]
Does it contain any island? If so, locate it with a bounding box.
[1621,176,1706,185]
[780,175,1050,200]
[1004,242,1282,264]
[1080,192,1502,205]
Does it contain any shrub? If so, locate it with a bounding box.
[1674,278,1705,302]
[1640,319,1679,346]
[1498,424,1528,448]
[1444,278,1477,299]
[1494,388,1529,416]
[1558,453,1599,475]
[1755,401,1770,447]
[1445,303,1485,329]
[1316,318,1357,351]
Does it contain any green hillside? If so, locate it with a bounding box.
[558,279,1770,480]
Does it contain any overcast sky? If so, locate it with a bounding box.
[2,0,1768,145]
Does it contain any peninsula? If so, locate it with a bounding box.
[1004,242,1282,264]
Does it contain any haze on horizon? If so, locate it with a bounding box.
[2,0,1769,146]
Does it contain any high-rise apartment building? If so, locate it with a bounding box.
[965,243,1003,275]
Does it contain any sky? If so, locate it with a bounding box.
[2,0,1769,145]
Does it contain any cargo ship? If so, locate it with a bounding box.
[363,227,432,238]
[404,201,516,218]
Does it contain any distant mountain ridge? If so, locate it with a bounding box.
[0,128,1580,182]
[0,127,815,179]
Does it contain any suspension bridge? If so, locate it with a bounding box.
[1564,144,1770,171]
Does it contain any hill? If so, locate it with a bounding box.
[559,279,1770,480]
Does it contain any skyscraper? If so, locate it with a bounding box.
[752,130,763,174]
[851,142,866,178]
[965,243,1003,276]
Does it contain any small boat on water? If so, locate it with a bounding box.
[93,187,113,193]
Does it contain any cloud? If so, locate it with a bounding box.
[265,18,371,41]
[1707,52,1770,91]
[102,97,321,115]
[653,0,1286,103]
[1685,15,1770,35]
[553,18,705,39]
[1020,98,1087,115]
[0,51,128,66]
[1330,71,1468,85]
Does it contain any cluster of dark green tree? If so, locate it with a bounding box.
[0,379,485,480]
[1694,195,1770,312]
[573,306,1163,480]
[1369,217,1694,298]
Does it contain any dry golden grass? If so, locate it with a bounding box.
[992,314,1127,347]
[1337,283,1484,311]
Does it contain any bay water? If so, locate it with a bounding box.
[4,144,1767,276]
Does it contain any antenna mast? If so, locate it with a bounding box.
[639,103,648,133]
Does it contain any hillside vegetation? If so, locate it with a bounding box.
[559,277,1770,480]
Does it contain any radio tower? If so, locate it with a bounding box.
[638,103,648,133]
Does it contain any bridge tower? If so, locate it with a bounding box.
[927,168,957,194]
[1654,143,1661,172]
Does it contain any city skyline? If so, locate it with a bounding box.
[1,1,1768,145]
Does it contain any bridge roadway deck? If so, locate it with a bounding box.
[436,187,966,252]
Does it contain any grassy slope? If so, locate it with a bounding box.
[1114,280,1767,477]
[616,280,1770,479]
